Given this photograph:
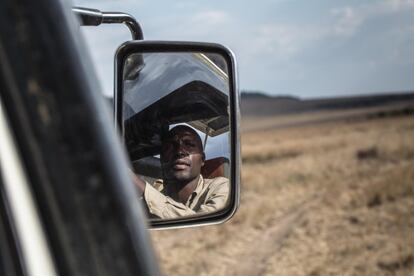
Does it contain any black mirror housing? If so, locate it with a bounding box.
[114,41,241,229]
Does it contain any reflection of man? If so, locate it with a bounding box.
[132,125,229,219]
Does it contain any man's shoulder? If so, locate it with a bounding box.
[203,176,229,189]
[150,179,165,192]
[204,176,228,182]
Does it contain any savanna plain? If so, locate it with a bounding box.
[150,107,414,276]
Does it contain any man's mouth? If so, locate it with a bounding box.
[172,159,190,170]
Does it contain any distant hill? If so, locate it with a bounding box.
[241,92,271,99]
[241,91,414,117]
[241,91,299,101]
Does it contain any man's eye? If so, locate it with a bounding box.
[184,141,196,147]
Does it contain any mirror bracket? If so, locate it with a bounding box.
[73,7,144,40]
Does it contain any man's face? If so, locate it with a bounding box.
[161,127,205,184]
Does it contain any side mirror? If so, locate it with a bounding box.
[115,41,240,229]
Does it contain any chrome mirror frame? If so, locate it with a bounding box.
[114,41,240,229]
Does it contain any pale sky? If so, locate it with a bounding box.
[74,0,414,98]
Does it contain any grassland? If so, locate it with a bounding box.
[150,109,414,276]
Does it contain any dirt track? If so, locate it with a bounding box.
[227,196,319,276]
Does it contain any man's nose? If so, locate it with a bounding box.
[174,141,187,155]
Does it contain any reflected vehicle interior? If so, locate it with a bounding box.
[122,52,231,219]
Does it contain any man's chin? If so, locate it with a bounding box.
[172,172,190,181]
[166,170,196,183]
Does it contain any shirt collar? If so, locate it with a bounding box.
[192,175,204,196]
[186,175,204,207]
[163,174,204,202]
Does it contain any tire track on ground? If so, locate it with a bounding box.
[226,196,319,276]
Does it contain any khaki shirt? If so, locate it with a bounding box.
[144,175,229,219]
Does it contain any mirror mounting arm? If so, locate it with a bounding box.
[72,7,144,40]
[101,12,144,40]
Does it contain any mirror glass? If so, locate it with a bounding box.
[121,51,232,221]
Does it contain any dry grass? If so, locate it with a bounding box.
[150,112,414,276]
